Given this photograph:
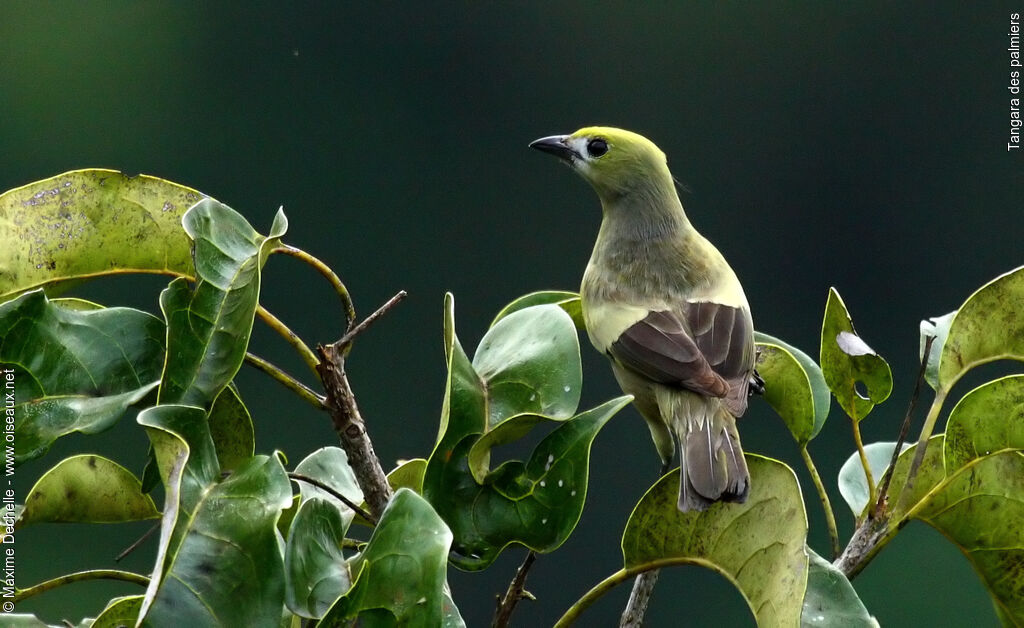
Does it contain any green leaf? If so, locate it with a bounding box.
[136,404,222,605]
[801,548,878,627]
[92,595,143,628]
[285,498,352,619]
[426,397,630,570]
[18,454,159,528]
[387,458,427,493]
[0,290,164,464]
[142,453,292,627]
[754,331,831,443]
[2,616,92,628]
[473,303,581,427]
[622,455,808,627]
[0,169,206,300]
[294,447,364,527]
[157,200,287,408]
[837,442,908,517]
[319,489,461,626]
[944,375,1024,472]
[933,266,1024,391]
[208,384,255,472]
[490,290,585,331]
[820,288,893,420]
[919,311,954,391]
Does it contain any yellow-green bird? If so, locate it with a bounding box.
[531,127,761,512]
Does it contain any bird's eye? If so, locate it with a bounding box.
[587,138,608,158]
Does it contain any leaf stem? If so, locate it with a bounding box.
[256,305,320,375]
[288,472,377,525]
[895,388,947,514]
[556,558,720,627]
[492,550,537,627]
[851,418,875,523]
[244,352,326,409]
[273,245,356,331]
[799,444,841,559]
[15,569,148,602]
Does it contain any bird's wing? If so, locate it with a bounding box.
[609,302,754,414]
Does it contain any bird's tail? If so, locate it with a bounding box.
[660,391,749,512]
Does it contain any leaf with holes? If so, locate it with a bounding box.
[0,170,206,301]
[754,332,831,444]
[0,290,163,465]
[621,455,808,627]
[820,288,892,421]
[157,200,287,408]
[18,455,158,528]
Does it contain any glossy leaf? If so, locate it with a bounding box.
[208,384,255,471]
[473,303,581,427]
[285,498,352,619]
[820,288,892,421]
[754,331,831,443]
[18,455,158,528]
[933,266,1024,391]
[92,596,143,628]
[490,290,585,331]
[837,442,908,517]
[426,396,631,570]
[157,200,287,408]
[387,458,427,493]
[622,455,808,627]
[136,404,221,619]
[319,489,461,626]
[141,453,292,626]
[0,290,163,464]
[294,447,364,527]
[801,548,878,627]
[0,169,205,300]
[944,375,1024,472]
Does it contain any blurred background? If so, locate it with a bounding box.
[2,2,1021,625]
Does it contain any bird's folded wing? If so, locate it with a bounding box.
[609,303,753,411]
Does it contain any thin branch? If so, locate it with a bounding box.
[288,472,377,525]
[115,522,160,562]
[337,290,408,349]
[273,245,357,331]
[256,305,320,375]
[619,570,659,627]
[245,352,327,409]
[799,444,841,559]
[15,570,149,602]
[492,550,538,627]
[873,334,933,518]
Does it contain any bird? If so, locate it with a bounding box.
[530,127,760,511]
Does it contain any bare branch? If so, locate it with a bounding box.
[492,551,538,627]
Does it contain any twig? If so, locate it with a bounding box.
[620,570,659,627]
[872,335,933,518]
[492,550,538,627]
[337,290,407,349]
[288,472,377,525]
[256,305,320,375]
[15,569,149,602]
[273,245,357,331]
[244,352,327,409]
[115,522,160,562]
[799,444,841,559]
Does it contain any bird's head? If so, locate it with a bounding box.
[530,126,672,202]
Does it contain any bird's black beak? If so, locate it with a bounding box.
[529,135,577,163]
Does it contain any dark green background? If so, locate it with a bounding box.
[3,2,1021,625]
